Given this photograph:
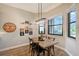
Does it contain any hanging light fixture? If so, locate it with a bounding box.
[36,3,46,22]
[36,3,43,22]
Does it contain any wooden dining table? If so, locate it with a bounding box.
[32,38,58,55]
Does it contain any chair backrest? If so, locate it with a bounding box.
[53,38,55,41]
[29,37,33,44]
[29,37,38,48]
[48,36,52,39]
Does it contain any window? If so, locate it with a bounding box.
[39,20,45,34]
[48,16,63,35]
[48,19,53,34]
[68,10,76,39]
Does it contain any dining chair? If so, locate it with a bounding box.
[29,37,45,56]
[29,37,38,56]
[34,43,46,56]
[46,37,56,56]
[31,42,38,56]
[51,38,56,56]
[29,37,33,55]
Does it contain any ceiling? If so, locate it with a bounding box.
[4,3,62,13]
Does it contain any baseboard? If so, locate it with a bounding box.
[0,43,29,52]
[55,45,72,56]
[0,43,72,56]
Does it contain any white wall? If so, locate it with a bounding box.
[76,4,79,56]
[0,4,35,50]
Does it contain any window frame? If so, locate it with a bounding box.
[48,19,53,35]
[48,16,63,36]
[68,10,76,39]
[38,21,45,34]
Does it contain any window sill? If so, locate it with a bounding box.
[68,36,76,39]
[48,33,63,36]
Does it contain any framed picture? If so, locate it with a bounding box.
[3,22,16,32]
[25,30,28,33]
[20,28,24,36]
[29,28,33,35]
[25,26,28,34]
[29,31,33,35]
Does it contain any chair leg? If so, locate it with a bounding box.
[47,47,51,56]
[36,52,39,56]
[52,45,55,56]
[32,49,35,56]
[29,45,31,55]
[31,48,33,56]
[43,51,45,56]
[29,45,34,56]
